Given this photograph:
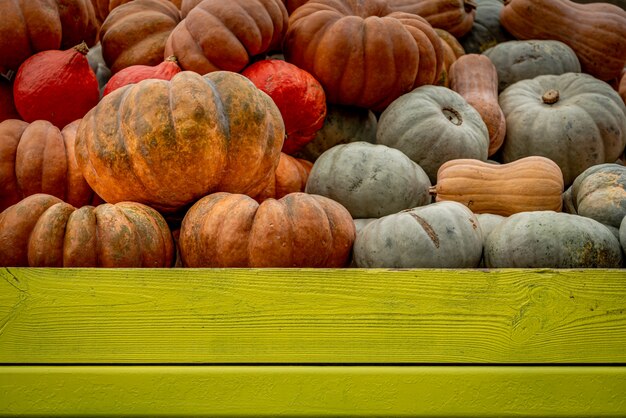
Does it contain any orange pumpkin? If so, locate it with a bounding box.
[619,68,626,104]
[387,0,477,38]
[254,153,313,202]
[436,28,465,87]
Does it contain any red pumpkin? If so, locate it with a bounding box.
[13,43,100,129]
[242,60,326,154]
[0,79,19,122]
[103,56,181,96]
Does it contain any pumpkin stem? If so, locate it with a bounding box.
[165,56,178,63]
[428,186,437,196]
[542,89,560,104]
[442,107,463,126]
[73,41,89,56]
[464,0,478,12]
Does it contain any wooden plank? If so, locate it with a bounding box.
[1,268,625,363]
[1,365,625,417]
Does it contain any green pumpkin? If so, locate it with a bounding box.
[460,0,514,54]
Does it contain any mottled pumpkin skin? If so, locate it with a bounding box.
[570,163,626,229]
[0,194,174,267]
[387,0,477,38]
[459,0,513,54]
[100,0,181,74]
[0,119,98,212]
[283,0,444,111]
[499,72,626,186]
[179,192,355,267]
[76,71,284,213]
[165,0,288,75]
[484,211,623,268]
[254,153,313,201]
[0,0,99,75]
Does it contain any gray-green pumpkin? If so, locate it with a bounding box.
[620,216,626,254]
[485,211,623,268]
[353,201,483,268]
[570,163,626,229]
[484,40,581,92]
[499,72,626,186]
[459,0,514,54]
[476,213,505,239]
[305,142,431,218]
[377,85,489,184]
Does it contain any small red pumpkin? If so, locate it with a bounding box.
[103,56,182,96]
[13,42,100,129]
[242,59,326,154]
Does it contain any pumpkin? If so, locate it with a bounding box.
[483,40,581,92]
[295,104,377,162]
[13,43,100,129]
[353,201,483,268]
[87,43,112,96]
[75,71,284,214]
[103,55,181,96]
[449,54,505,156]
[620,68,626,104]
[0,79,19,122]
[179,192,355,267]
[0,0,98,76]
[0,119,100,212]
[254,153,313,201]
[0,193,174,267]
[499,72,626,186]
[430,156,564,216]
[459,0,513,54]
[436,28,465,87]
[92,0,182,23]
[499,0,626,82]
[282,0,309,13]
[387,0,477,38]
[484,211,623,268]
[569,163,626,229]
[377,85,489,184]
[476,213,505,238]
[242,59,326,155]
[99,0,181,74]
[620,216,626,255]
[305,142,432,218]
[283,0,444,111]
[165,0,288,75]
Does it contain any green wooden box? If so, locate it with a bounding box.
[1,268,625,417]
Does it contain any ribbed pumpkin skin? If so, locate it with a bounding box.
[165,0,288,75]
[387,0,477,38]
[499,0,626,81]
[92,0,182,23]
[499,73,626,186]
[0,0,98,75]
[353,201,483,268]
[0,119,98,212]
[179,192,355,267]
[100,0,181,74]
[459,0,513,54]
[76,71,284,213]
[283,0,444,111]
[432,156,564,216]
[436,28,465,87]
[254,153,313,201]
[0,194,174,267]
[103,56,181,96]
[449,54,504,156]
[570,163,626,229]
[484,211,623,268]
[377,85,489,184]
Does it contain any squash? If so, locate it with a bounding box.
[0,79,19,122]
[436,28,465,87]
[387,0,477,38]
[103,55,181,96]
[476,213,505,239]
[165,0,288,75]
[92,0,182,24]
[430,156,564,216]
[499,0,626,81]
[620,216,626,255]
[283,0,444,111]
[499,72,626,186]
[0,0,98,76]
[179,192,355,267]
[620,68,626,104]
[295,104,377,162]
[353,201,483,268]
[254,153,313,202]
[459,0,513,54]
[377,85,489,183]
[484,211,623,268]
[100,0,181,74]
[0,119,99,212]
[449,54,504,156]
[282,0,309,13]
[87,43,112,96]
[569,163,626,229]
[0,193,175,267]
[483,40,581,92]
[75,71,284,214]
[305,142,432,218]
[242,59,326,155]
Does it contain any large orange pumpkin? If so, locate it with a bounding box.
[75,71,284,213]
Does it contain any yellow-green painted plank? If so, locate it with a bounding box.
[1,268,625,363]
[1,366,625,417]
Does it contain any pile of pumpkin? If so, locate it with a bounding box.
[1,0,625,269]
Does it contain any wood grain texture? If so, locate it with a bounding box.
[1,268,625,363]
[1,365,625,417]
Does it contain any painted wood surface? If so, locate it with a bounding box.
[1,365,626,417]
[1,268,625,363]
